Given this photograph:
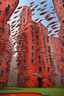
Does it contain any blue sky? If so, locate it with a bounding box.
[8,0,60,37]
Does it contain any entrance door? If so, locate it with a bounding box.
[37,77,42,87]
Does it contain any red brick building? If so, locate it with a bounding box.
[52,0,64,85]
[17,6,55,87]
[49,36,63,86]
[0,0,19,87]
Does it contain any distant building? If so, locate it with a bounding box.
[0,0,19,87]
[52,0,64,85]
[49,36,63,86]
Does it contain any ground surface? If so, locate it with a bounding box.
[0,87,64,96]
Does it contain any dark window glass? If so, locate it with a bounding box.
[36,35,39,39]
[38,56,41,62]
[0,61,2,67]
[38,67,42,72]
[61,57,64,62]
[0,11,2,14]
[47,67,50,72]
[32,46,34,50]
[31,59,34,64]
[32,52,34,57]
[32,34,34,38]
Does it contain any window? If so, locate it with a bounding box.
[0,11,2,14]
[36,35,39,39]
[0,2,2,4]
[32,34,34,38]
[24,66,26,70]
[62,3,64,8]
[4,59,7,64]
[32,39,35,43]
[38,67,42,72]
[24,60,26,64]
[60,40,63,45]
[41,29,43,32]
[61,57,64,62]
[62,20,64,23]
[32,46,34,50]
[6,5,10,14]
[38,56,41,63]
[31,59,35,64]
[24,76,27,84]
[31,25,34,32]
[0,82,2,87]
[48,75,52,83]
[46,58,48,64]
[0,53,4,58]
[0,61,2,67]
[32,52,34,57]
[0,70,4,77]
[52,72,55,76]
[47,67,50,72]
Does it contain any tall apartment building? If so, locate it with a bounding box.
[49,36,63,86]
[52,0,64,85]
[0,0,19,87]
[17,6,55,87]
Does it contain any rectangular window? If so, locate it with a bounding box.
[0,70,4,77]
[31,59,35,64]
[38,56,41,63]
[24,60,26,64]
[4,59,8,64]
[32,46,34,50]
[36,35,39,39]
[61,57,64,62]
[31,25,34,32]
[32,34,34,38]
[47,67,50,72]
[24,66,26,70]
[62,20,64,23]
[32,39,35,43]
[0,10,2,14]
[0,61,2,67]
[38,67,42,72]
[52,72,55,76]
[0,53,4,58]
[0,82,2,87]
[32,52,34,57]
[62,3,64,8]
[46,58,48,64]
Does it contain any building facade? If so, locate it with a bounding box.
[0,0,19,87]
[17,6,55,87]
[52,0,64,85]
[49,36,63,86]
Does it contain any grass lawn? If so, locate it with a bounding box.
[0,87,64,96]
